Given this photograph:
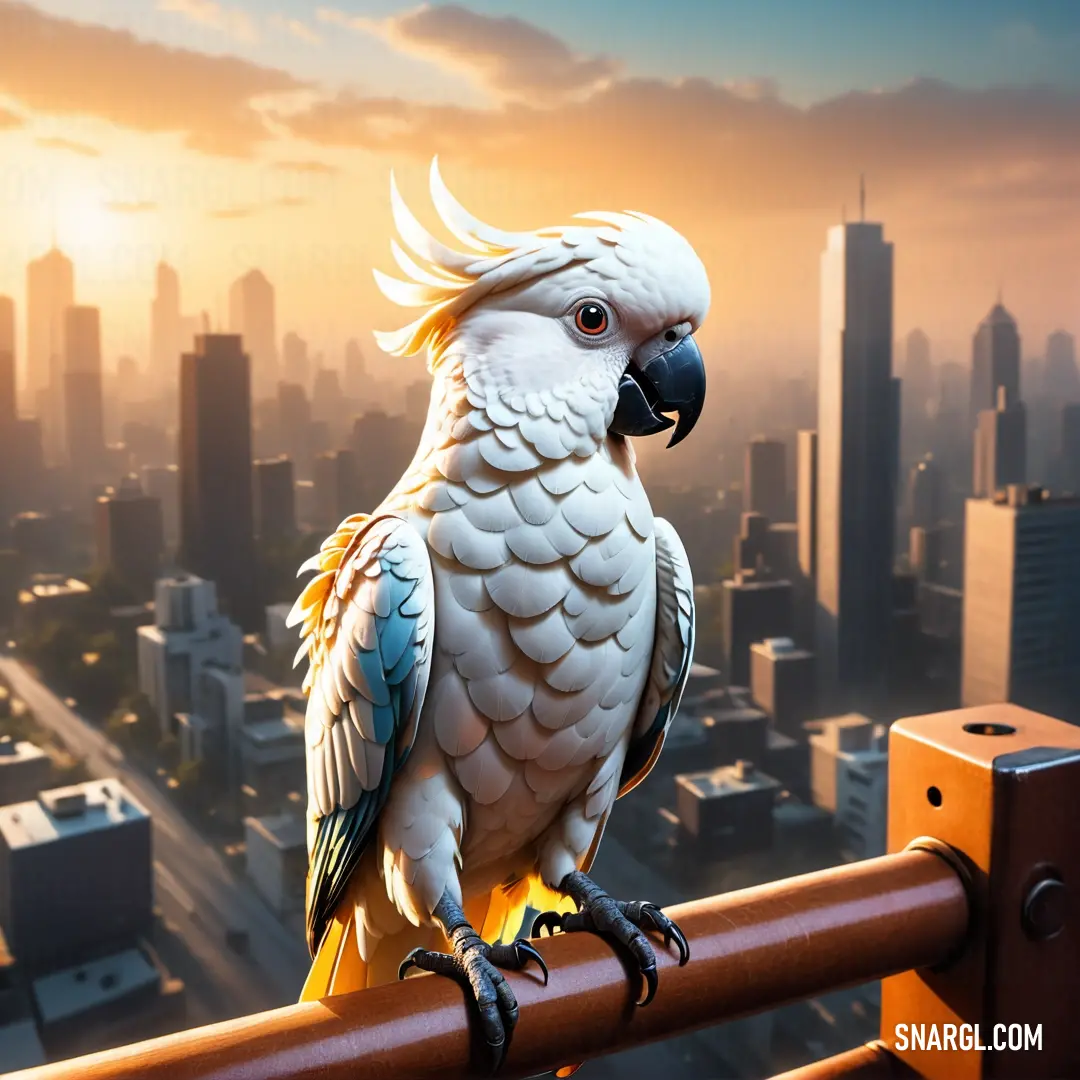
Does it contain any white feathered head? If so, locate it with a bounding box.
[374,158,711,447]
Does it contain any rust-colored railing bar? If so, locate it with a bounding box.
[9,848,967,1080]
[770,1043,921,1080]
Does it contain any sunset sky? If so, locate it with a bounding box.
[1,0,1079,382]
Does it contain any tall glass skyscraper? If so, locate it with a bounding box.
[815,218,899,712]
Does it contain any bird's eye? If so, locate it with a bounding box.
[574,302,609,336]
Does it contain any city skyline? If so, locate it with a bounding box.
[0,2,1079,368]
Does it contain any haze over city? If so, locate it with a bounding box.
[0,0,1079,374]
[1,3,1080,1078]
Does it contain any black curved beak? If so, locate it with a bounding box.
[609,334,706,448]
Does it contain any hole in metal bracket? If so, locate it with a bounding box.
[962,722,1016,736]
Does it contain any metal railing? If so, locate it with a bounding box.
[9,849,965,1080]
[8,701,1080,1080]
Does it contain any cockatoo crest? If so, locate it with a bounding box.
[373,158,709,365]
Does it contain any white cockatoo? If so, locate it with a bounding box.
[292,159,708,1069]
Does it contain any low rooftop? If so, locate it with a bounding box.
[244,813,306,852]
[32,947,159,1026]
[0,779,149,850]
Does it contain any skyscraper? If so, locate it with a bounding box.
[344,338,366,399]
[0,297,15,526]
[179,334,258,628]
[62,305,105,479]
[254,457,296,541]
[902,328,933,416]
[281,332,310,389]
[815,215,898,711]
[744,436,787,524]
[970,301,1020,426]
[1062,404,1080,496]
[972,386,1026,498]
[150,261,181,395]
[25,247,74,458]
[228,270,277,401]
[906,453,942,529]
[962,487,1080,724]
[94,476,165,599]
[1044,330,1080,403]
[796,430,817,580]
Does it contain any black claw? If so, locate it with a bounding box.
[514,940,549,985]
[639,903,690,966]
[637,964,658,1008]
[398,947,424,980]
[531,910,563,938]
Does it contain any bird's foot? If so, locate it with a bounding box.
[532,870,688,1007]
[399,921,548,1074]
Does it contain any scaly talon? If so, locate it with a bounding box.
[491,939,548,985]
[398,946,425,981]
[532,871,690,1011]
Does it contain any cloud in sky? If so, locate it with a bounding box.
[269,13,321,45]
[105,200,158,213]
[157,0,258,44]
[272,159,338,174]
[317,3,620,105]
[0,0,305,155]
[207,206,257,219]
[35,135,100,157]
[282,76,1080,217]
[0,105,22,130]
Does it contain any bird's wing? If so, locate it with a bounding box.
[617,516,695,798]
[289,513,434,957]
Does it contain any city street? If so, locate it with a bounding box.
[0,657,311,1024]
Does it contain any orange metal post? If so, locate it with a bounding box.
[9,850,966,1080]
[882,703,1080,1080]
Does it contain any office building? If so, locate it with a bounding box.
[744,436,787,524]
[149,262,180,395]
[277,382,312,476]
[906,453,941,529]
[749,638,816,739]
[239,709,305,815]
[0,779,152,974]
[313,449,359,529]
[796,430,817,580]
[94,477,165,599]
[0,738,51,806]
[674,760,781,856]
[1061,404,1080,496]
[312,367,343,428]
[0,296,16,524]
[809,715,888,860]
[721,575,793,687]
[25,247,74,457]
[141,464,180,551]
[228,270,276,399]
[1044,330,1079,403]
[970,301,1020,425]
[344,338,366,399]
[962,488,1080,724]
[0,924,47,1072]
[972,386,1026,498]
[136,575,244,737]
[244,814,306,916]
[909,525,944,584]
[281,331,309,389]
[815,213,899,712]
[179,334,258,627]
[62,306,105,478]
[902,328,933,417]
[254,457,296,541]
